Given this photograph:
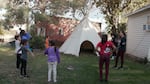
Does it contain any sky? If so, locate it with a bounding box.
[0,8,6,20]
[63,7,107,32]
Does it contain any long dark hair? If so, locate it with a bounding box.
[49,40,57,52]
[101,34,108,44]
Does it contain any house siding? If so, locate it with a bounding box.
[127,9,150,58]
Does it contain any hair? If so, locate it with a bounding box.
[15,35,19,40]
[49,40,57,52]
[101,34,108,44]
[120,31,126,37]
[20,30,25,37]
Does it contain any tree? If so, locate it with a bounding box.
[4,0,86,26]
[94,0,148,34]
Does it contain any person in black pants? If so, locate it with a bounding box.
[15,35,21,69]
[113,31,126,69]
[18,40,34,77]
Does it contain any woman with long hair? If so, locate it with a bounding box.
[96,34,116,82]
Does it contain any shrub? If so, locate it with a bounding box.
[29,36,45,49]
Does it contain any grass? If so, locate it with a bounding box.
[0,46,150,84]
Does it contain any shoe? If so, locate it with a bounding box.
[100,79,103,82]
[117,66,123,70]
[24,75,29,78]
[20,75,24,78]
[112,66,118,69]
[54,80,57,83]
[104,79,108,82]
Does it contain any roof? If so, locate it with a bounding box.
[127,4,150,17]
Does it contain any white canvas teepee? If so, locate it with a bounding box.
[59,16,101,56]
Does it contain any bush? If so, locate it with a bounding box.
[29,36,45,49]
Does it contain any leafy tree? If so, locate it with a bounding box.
[94,0,148,34]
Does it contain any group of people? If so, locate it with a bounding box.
[96,31,126,82]
[15,29,34,78]
[14,28,126,83]
[15,31,60,83]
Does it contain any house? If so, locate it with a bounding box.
[126,4,150,60]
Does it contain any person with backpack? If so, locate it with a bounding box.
[96,34,116,82]
[44,40,60,83]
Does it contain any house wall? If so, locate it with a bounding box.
[127,9,150,58]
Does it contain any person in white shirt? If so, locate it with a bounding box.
[15,35,22,69]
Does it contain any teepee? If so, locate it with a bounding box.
[59,16,101,56]
[59,0,101,56]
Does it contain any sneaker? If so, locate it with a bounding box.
[54,80,57,83]
[24,75,29,78]
[20,75,24,78]
[112,66,118,69]
[117,66,123,70]
[48,79,51,82]
[104,79,108,82]
[100,79,103,82]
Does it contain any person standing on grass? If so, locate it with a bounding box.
[18,40,34,78]
[113,31,126,69]
[110,33,118,60]
[44,40,60,83]
[15,35,22,69]
[96,34,116,82]
[20,30,32,51]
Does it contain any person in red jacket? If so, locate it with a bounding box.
[96,34,116,82]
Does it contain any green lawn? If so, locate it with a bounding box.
[0,46,150,84]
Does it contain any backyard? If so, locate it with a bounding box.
[0,45,150,84]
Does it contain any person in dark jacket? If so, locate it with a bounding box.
[113,31,126,69]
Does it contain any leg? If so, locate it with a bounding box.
[105,56,110,81]
[20,59,23,75]
[99,56,104,80]
[21,59,27,76]
[48,62,53,82]
[120,51,125,68]
[23,60,27,76]
[114,51,120,67]
[52,62,57,82]
[16,54,21,69]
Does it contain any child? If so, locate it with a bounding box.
[44,40,60,83]
[18,40,34,77]
[15,35,21,69]
[96,34,116,82]
[45,36,49,49]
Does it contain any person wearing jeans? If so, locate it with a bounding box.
[44,40,60,83]
[48,62,57,82]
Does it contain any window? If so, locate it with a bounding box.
[147,16,150,24]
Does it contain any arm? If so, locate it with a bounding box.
[96,42,100,52]
[44,48,48,55]
[56,48,60,64]
[111,42,117,53]
[27,48,35,57]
